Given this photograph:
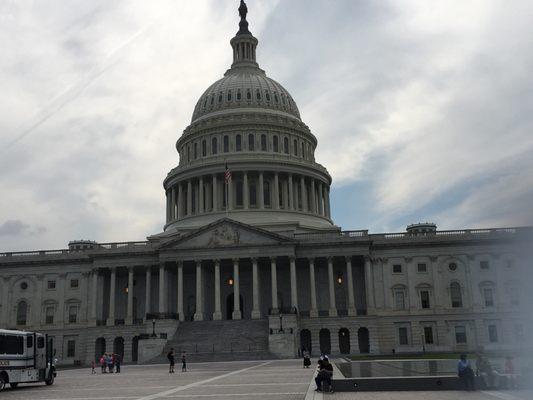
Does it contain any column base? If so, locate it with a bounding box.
[106,318,115,326]
[125,317,133,325]
[232,310,242,320]
[178,313,185,322]
[309,309,318,318]
[194,313,204,321]
[88,318,97,327]
[328,309,338,317]
[348,308,357,317]
[251,310,261,319]
[212,311,222,321]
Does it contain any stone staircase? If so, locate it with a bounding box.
[149,319,272,363]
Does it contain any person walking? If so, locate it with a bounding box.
[181,351,187,372]
[106,353,114,373]
[91,360,97,374]
[458,354,475,391]
[115,353,122,373]
[167,348,175,373]
[302,349,311,368]
[99,354,106,373]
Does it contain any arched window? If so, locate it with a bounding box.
[301,142,305,159]
[194,142,198,159]
[256,90,261,100]
[17,301,28,325]
[227,91,232,101]
[236,181,243,207]
[212,137,218,155]
[273,136,279,152]
[261,134,267,151]
[202,140,207,157]
[210,96,214,105]
[247,90,251,100]
[274,93,279,103]
[236,135,242,151]
[293,139,298,156]
[264,181,271,207]
[283,137,289,154]
[248,134,255,151]
[249,182,257,207]
[237,90,241,100]
[218,93,223,103]
[338,328,350,354]
[265,91,271,102]
[319,328,331,354]
[450,282,463,308]
[223,135,229,153]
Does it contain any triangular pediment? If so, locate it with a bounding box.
[160,218,294,250]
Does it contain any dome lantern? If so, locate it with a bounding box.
[230,1,259,69]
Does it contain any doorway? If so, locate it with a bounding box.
[358,327,370,353]
[338,328,350,354]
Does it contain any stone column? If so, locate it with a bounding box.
[166,191,170,223]
[251,258,260,319]
[243,171,249,210]
[308,258,318,317]
[300,176,307,212]
[171,187,176,220]
[290,256,298,311]
[187,180,192,215]
[310,179,316,213]
[325,187,331,217]
[345,256,356,316]
[282,177,289,210]
[213,259,222,320]
[158,264,166,313]
[288,174,294,210]
[90,269,98,325]
[270,257,278,311]
[177,183,182,219]
[273,172,280,209]
[212,174,218,211]
[318,182,324,215]
[145,267,151,320]
[364,257,375,312]
[327,257,338,316]
[194,260,204,321]
[126,267,134,324]
[107,267,116,326]
[232,258,242,320]
[259,171,264,209]
[199,177,204,213]
[177,262,184,321]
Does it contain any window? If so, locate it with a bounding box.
[264,181,271,207]
[248,134,254,151]
[301,142,305,159]
[488,325,498,343]
[37,337,45,349]
[417,263,427,272]
[0,335,24,354]
[256,89,261,100]
[47,280,56,289]
[237,90,241,100]
[45,306,54,324]
[218,93,222,103]
[483,288,494,307]
[273,135,279,152]
[236,135,242,151]
[265,91,270,101]
[227,91,232,101]
[455,326,467,344]
[247,90,251,100]
[249,182,257,207]
[420,290,430,309]
[394,290,406,310]
[70,279,79,289]
[68,306,78,323]
[449,262,458,271]
[223,135,229,152]
[274,93,279,103]
[398,327,409,345]
[17,301,28,325]
[450,282,463,308]
[194,142,198,159]
[67,340,76,358]
[202,140,207,157]
[293,139,298,155]
[480,261,489,270]
[20,282,28,290]
[261,134,267,151]
[424,327,434,344]
[236,181,243,207]
[283,137,289,154]
[393,264,402,273]
[210,96,214,105]
[212,137,218,155]
[27,336,33,348]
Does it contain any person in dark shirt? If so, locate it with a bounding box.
[315,357,334,392]
[167,348,175,373]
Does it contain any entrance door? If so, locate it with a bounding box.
[226,293,244,320]
[339,328,350,354]
[95,337,106,361]
[358,327,370,353]
[319,329,331,355]
[132,336,139,363]
[300,329,312,354]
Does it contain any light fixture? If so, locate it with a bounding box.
[124,286,129,294]
[228,277,234,286]
[337,274,343,285]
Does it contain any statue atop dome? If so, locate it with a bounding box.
[237,0,251,35]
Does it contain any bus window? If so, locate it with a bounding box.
[0,335,24,354]
[27,335,33,348]
[37,336,45,349]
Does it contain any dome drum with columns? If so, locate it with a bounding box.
[163,6,336,234]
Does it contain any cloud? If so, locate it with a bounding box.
[0,220,46,237]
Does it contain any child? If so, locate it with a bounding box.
[91,360,97,374]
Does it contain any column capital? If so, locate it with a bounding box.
[176,260,184,267]
[289,256,296,263]
[232,258,239,265]
[195,259,202,265]
[344,255,353,263]
[270,256,277,263]
[251,257,258,264]
[326,256,334,263]
[214,258,221,266]
[307,257,315,265]
[127,266,135,272]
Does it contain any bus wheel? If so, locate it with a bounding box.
[45,374,54,386]
[9,382,18,389]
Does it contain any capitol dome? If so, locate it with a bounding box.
[162,1,337,234]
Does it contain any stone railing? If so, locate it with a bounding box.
[370,227,530,241]
[294,230,368,241]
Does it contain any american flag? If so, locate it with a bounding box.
[224,163,232,184]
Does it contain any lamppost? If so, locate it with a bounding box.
[151,319,157,338]
[279,313,283,333]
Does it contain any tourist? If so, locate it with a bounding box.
[476,354,498,389]
[181,351,187,372]
[106,353,114,373]
[91,360,96,374]
[315,357,334,393]
[167,348,175,373]
[458,354,475,391]
[302,349,311,368]
[99,354,106,373]
[115,353,122,373]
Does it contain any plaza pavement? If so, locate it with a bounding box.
[1,359,532,400]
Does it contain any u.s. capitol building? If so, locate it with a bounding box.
[1,2,530,365]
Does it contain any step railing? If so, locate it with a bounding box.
[169,342,268,355]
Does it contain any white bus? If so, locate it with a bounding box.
[0,329,56,391]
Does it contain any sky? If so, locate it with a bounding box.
[1,0,532,252]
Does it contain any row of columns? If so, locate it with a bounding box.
[165,172,331,223]
[90,256,365,325]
